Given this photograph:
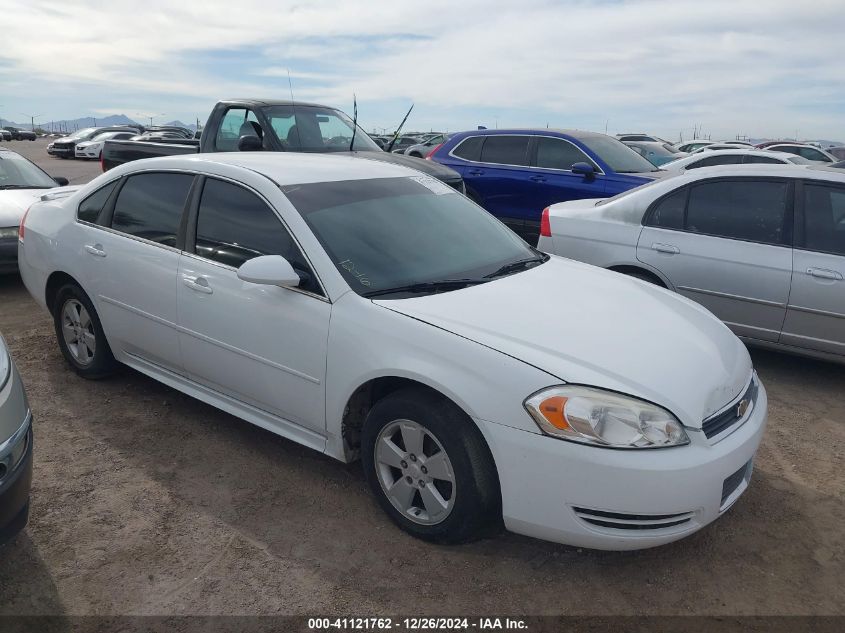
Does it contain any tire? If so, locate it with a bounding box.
[52,283,118,379]
[621,270,663,286]
[361,387,501,544]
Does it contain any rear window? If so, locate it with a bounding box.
[78,180,119,223]
[451,136,484,161]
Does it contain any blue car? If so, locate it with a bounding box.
[429,129,665,242]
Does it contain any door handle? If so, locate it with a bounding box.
[468,170,484,176]
[84,244,106,257]
[529,175,547,182]
[183,276,213,294]
[651,243,680,254]
[807,267,843,281]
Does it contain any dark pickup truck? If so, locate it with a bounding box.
[102,99,464,190]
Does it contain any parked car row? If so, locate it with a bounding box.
[2,127,37,141]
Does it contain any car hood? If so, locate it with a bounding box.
[0,189,53,226]
[375,257,751,428]
[349,151,463,184]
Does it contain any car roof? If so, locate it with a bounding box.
[111,151,417,186]
[220,98,338,109]
[672,163,845,182]
[452,128,612,141]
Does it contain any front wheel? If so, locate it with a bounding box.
[52,283,118,379]
[361,388,501,544]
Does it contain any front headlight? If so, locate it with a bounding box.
[0,226,19,240]
[524,385,689,448]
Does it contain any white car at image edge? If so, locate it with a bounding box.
[18,152,767,550]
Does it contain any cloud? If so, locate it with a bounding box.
[1,0,843,139]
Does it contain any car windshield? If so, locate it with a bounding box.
[283,176,542,297]
[0,152,58,189]
[67,127,98,140]
[578,135,659,173]
[89,131,119,142]
[262,105,382,153]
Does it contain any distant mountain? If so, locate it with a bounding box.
[0,114,199,132]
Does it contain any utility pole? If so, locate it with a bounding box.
[20,112,43,131]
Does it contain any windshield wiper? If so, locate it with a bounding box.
[483,255,548,279]
[362,278,488,298]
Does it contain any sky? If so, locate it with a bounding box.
[1,0,844,141]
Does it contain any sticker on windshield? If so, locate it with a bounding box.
[409,175,454,195]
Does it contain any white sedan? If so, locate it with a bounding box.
[1,148,74,273]
[764,143,837,164]
[660,149,811,174]
[19,153,766,550]
[74,130,137,160]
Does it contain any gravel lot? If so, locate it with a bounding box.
[0,138,843,617]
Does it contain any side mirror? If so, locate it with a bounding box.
[237,255,301,288]
[571,162,596,178]
[238,135,262,151]
[53,176,69,186]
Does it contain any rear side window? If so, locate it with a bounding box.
[648,188,686,229]
[111,173,193,246]
[215,108,262,152]
[451,136,484,161]
[78,180,119,223]
[686,180,788,244]
[480,136,530,166]
[535,137,593,171]
[687,155,743,169]
[743,155,782,164]
[798,147,831,162]
[195,178,320,294]
[802,184,845,256]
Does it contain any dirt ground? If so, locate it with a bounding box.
[0,138,843,617]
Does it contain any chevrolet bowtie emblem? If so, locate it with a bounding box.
[736,399,750,418]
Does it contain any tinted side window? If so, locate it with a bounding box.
[773,146,799,156]
[686,180,788,244]
[743,155,782,164]
[803,184,845,256]
[648,188,686,229]
[451,136,484,161]
[111,173,193,246]
[215,108,261,151]
[78,180,119,223]
[687,155,743,169]
[535,137,592,171]
[196,179,320,294]
[799,147,831,162]
[480,136,529,166]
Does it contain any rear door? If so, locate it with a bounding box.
[463,135,536,236]
[80,171,195,372]
[781,181,845,355]
[636,178,793,342]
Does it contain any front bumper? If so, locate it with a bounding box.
[48,144,75,157]
[0,237,18,273]
[480,381,768,550]
[0,354,33,545]
[75,147,100,159]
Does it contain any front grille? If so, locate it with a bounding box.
[573,506,694,531]
[702,377,757,439]
[721,460,751,506]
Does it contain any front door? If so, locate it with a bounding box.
[781,182,845,355]
[176,176,330,435]
[637,178,794,342]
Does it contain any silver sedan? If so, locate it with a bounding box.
[537,164,845,363]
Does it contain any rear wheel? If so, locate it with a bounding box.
[361,388,500,544]
[53,284,117,379]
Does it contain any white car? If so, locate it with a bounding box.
[764,143,837,164]
[673,140,714,153]
[1,148,75,273]
[74,131,137,160]
[18,153,766,550]
[660,149,812,174]
[690,143,752,154]
[538,164,845,362]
